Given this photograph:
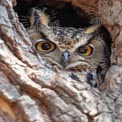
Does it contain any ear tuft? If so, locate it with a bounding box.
[38,10,50,26]
[85,25,101,34]
[30,8,50,27]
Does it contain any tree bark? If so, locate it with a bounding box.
[0,0,122,122]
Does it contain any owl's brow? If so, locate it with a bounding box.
[39,31,49,40]
[87,29,100,44]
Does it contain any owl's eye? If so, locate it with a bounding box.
[35,41,56,53]
[77,45,93,56]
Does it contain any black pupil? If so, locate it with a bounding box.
[78,46,87,53]
[42,43,51,50]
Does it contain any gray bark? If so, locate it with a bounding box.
[0,0,122,122]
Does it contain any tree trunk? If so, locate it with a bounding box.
[0,0,122,122]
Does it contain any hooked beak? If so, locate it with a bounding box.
[62,51,70,63]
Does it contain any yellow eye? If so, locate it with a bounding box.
[77,45,93,56]
[35,41,56,53]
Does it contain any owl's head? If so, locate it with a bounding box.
[27,8,111,87]
[33,25,109,73]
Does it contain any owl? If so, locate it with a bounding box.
[25,8,110,88]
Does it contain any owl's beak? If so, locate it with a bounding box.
[62,51,70,63]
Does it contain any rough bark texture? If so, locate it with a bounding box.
[0,0,122,122]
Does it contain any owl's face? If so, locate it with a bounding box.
[33,26,108,73]
[26,8,110,87]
